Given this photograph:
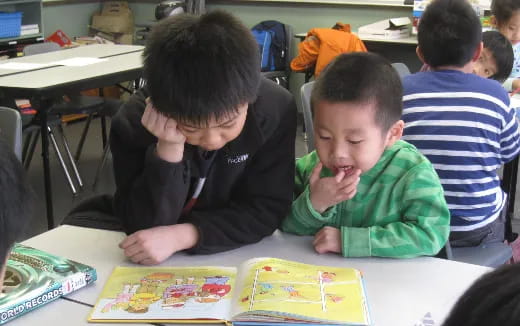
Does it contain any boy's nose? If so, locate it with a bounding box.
[332,141,349,159]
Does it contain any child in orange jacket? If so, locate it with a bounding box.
[291,23,367,77]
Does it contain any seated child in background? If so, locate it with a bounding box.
[281,52,450,258]
[474,30,513,82]
[402,0,520,247]
[492,0,520,91]
[290,22,367,77]
[442,263,520,326]
[420,30,513,83]
[0,139,33,292]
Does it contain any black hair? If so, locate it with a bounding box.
[143,10,261,127]
[483,30,514,82]
[418,0,482,68]
[0,139,33,267]
[442,263,520,326]
[492,0,520,27]
[311,52,402,132]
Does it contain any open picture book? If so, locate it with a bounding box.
[88,257,371,325]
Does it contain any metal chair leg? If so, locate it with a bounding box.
[93,142,111,191]
[22,130,33,162]
[23,130,40,170]
[74,113,93,162]
[57,124,84,189]
[48,126,78,195]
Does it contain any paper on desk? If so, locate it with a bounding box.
[52,57,108,67]
[0,62,50,70]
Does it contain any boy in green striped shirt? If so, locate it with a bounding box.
[282,53,450,258]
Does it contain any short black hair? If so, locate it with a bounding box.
[442,263,520,326]
[418,0,482,68]
[143,10,261,127]
[311,52,402,132]
[492,0,520,27]
[0,139,32,266]
[483,30,514,83]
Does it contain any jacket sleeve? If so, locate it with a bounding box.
[111,92,191,234]
[290,35,320,73]
[341,165,450,258]
[281,154,339,235]
[186,99,298,254]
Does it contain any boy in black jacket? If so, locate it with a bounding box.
[112,11,297,265]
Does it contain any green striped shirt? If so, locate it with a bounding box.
[282,140,450,258]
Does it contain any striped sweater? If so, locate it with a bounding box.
[402,70,520,232]
[282,141,450,258]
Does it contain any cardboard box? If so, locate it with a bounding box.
[115,33,133,44]
[92,12,134,34]
[101,1,131,16]
[91,1,134,34]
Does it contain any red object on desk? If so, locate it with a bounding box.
[46,29,72,47]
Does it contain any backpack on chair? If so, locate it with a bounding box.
[251,20,288,72]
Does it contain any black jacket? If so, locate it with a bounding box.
[110,78,297,254]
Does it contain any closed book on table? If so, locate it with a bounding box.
[0,244,97,324]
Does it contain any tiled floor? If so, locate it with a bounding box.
[20,116,520,240]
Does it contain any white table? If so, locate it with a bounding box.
[0,44,143,229]
[7,298,147,326]
[23,225,491,326]
[0,44,143,77]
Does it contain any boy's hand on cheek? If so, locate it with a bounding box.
[309,162,361,213]
[118,224,199,265]
[313,226,341,254]
[141,98,186,162]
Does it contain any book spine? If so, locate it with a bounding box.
[0,268,97,324]
[0,283,63,324]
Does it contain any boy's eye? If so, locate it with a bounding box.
[180,127,198,133]
[220,122,236,129]
[348,140,363,145]
[318,135,331,140]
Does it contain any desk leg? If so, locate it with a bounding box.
[36,98,55,229]
[503,156,519,241]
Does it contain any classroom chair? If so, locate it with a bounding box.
[21,42,108,195]
[391,62,411,77]
[0,106,23,160]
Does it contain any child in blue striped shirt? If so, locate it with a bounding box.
[402,0,520,247]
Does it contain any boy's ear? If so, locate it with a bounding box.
[471,41,484,63]
[385,120,404,147]
[490,15,497,28]
[416,46,426,64]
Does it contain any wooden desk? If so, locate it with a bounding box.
[0,45,144,229]
[23,225,491,326]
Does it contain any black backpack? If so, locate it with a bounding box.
[251,20,288,72]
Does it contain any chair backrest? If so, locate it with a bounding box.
[391,62,411,79]
[300,81,315,153]
[0,107,23,161]
[443,240,512,268]
[23,42,61,56]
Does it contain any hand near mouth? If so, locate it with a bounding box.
[309,162,361,214]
